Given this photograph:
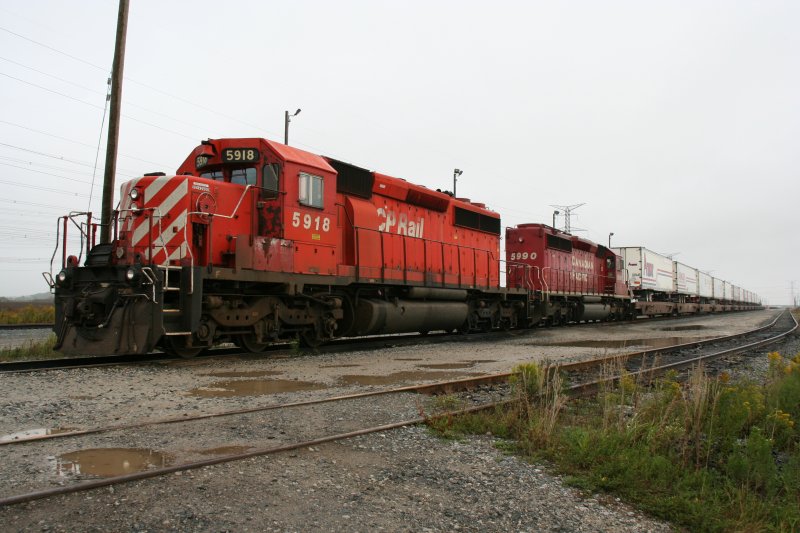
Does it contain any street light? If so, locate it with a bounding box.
[453,169,463,197]
[284,108,301,145]
[608,232,614,248]
[552,210,560,229]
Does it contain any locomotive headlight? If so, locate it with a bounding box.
[129,188,140,201]
[125,267,138,282]
[56,269,69,286]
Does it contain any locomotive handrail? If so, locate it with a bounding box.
[505,261,540,292]
[507,263,620,299]
[541,266,550,296]
[116,185,255,296]
[179,184,257,288]
[140,267,158,302]
[116,205,187,294]
[46,212,96,281]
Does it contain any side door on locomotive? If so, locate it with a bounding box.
[268,142,339,277]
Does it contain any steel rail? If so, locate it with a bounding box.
[0,323,52,330]
[567,310,797,397]
[0,313,794,507]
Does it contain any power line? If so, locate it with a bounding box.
[0,142,138,176]
[0,178,91,197]
[0,120,169,167]
[0,161,93,185]
[0,56,219,136]
[0,25,270,134]
[0,70,200,141]
[0,155,136,179]
[0,55,100,92]
[0,197,86,211]
[0,71,105,110]
[0,26,106,72]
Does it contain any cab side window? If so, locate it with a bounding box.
[298,172,324,208]
[262,163,280,199]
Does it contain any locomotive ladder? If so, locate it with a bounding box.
[160,264,194,337]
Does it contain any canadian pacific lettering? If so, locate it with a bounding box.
[377,207,425,238]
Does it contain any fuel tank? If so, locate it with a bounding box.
[579,302,613,321]
[352,299,469,336]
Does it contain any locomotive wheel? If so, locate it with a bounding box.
[162,336,203,359]
[299,329,323,349]
[238,334,269,353]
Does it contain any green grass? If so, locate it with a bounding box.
[0,333,60,362]
[431,354,800,532]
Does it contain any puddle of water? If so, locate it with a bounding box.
[394,358,423,361]
[340,370,483,386]
[200,370,283,378]
[418,362,476,369]
[196,445,253,456]
[541,337,712,349]
[319,364,362,368]
[189,379,327,398]
[460,359,497,363]
[0,427,75,443]
[68,395,94,400]
[660,325,707,331]
[56,448,173,477]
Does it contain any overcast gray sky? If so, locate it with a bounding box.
[0,1,797,304]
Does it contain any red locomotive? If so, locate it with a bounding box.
[47,137,760,357]
[506,223,629,325]
[51,138,519,356]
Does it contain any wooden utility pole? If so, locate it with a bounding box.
[100,0,130,243]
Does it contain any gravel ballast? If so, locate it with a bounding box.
[0,310,790,531]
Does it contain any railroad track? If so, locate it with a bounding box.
[0,323,52,330]
[0,330,461,373]
[0,310,768,373]
[0,310,795,507]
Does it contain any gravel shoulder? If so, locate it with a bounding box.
[0,310,787,532]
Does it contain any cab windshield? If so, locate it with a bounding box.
[199,163,281,200]
[200,166,257,186]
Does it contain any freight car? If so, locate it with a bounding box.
[45,137,761,357]
[614,247,761,315]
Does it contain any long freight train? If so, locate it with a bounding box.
[45,137,761,357]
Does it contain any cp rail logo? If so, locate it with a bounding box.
[377,207,425,238]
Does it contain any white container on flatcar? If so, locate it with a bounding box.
[673,262,699,296]
[733,285,741,302]
[713,278,724,300]
[698,271,713,298]
[724,281,733,301]
[614,247,674,293]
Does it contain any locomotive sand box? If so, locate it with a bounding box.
[45,137,760,357]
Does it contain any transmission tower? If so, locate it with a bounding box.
[549,203,585,233]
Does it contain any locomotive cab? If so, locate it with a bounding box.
[176,138,339,276]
